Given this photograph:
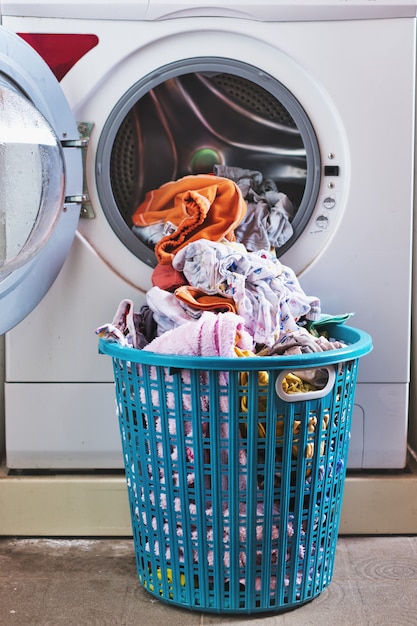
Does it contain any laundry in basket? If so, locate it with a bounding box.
[98,194,369,613]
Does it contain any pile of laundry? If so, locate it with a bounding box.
[96,169,352,598]
[98,169,350,358]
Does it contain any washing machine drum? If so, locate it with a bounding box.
[0,74,65,275]
[97,61,321,268]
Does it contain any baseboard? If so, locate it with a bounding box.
[1,454,417,536]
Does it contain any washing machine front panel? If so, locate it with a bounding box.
[2,12,415,470]
[0,27,82,333]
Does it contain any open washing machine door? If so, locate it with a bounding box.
[0,27,83,334]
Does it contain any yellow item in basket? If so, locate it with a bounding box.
[281,372,317,394]
[238,364,329,469]
[275,412,330,460]
[238,368,318,428]
[142,567,186,594]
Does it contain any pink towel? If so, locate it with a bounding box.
[143,311,253,357]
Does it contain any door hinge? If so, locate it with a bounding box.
[62,122,95,219]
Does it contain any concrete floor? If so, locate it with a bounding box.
[1,536,417,625]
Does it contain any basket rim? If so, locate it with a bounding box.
[98,323,372,371]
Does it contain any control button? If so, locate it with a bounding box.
[316,214,329,229]
[323,195,336,209]
[324,165,340,176]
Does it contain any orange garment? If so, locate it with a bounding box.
[175,285,236,313]
[132,175,247,264]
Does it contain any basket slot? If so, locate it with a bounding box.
[224,369,242,609]
[275,366,336,402]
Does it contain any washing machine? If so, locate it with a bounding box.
[0,1,415,470]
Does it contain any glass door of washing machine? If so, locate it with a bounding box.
[96,58,322,270]
[0,27,83,334]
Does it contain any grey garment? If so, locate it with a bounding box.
[132,222,165,247]
[257,328,346,387]
[258,328,345,357]
[214,165,295,251]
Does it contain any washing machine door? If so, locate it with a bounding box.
[0,27,82,334]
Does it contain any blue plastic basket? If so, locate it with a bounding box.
[99,324,372,614]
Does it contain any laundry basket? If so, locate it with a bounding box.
[99,324,372,614]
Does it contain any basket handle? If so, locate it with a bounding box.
[275,366,336,402]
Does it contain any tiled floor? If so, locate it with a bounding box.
[1,536,417,625]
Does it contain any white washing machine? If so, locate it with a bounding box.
[0,1,415,470]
